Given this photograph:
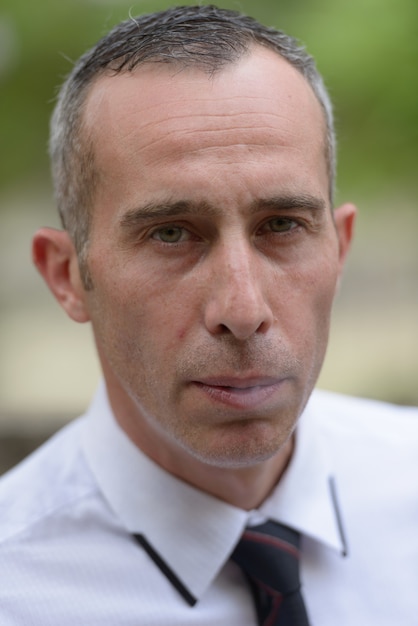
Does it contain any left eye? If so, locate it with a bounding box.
[152,226,185,243]
[265,217,297,233]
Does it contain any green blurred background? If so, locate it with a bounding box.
[0,0,417,470]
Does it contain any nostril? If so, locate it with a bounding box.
[204,299,274,341]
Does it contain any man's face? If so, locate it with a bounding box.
[80,46,353,470]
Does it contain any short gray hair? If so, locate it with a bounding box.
[49,4,336,287]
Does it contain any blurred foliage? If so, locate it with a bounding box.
[1,0,417,205]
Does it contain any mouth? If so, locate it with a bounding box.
[191,376,285,410]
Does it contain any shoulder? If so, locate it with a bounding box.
[0,417,98,546]
[0,418,132,623]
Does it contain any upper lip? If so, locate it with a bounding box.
[193,376,281,389]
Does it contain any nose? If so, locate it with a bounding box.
[203,241,274,341]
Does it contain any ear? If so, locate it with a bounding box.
[32,228,90,323]
[333,202,357,275]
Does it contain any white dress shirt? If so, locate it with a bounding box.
[0,384,417,625]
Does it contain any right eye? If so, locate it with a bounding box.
[151,226,188,243]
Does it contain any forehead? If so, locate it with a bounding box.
[82,46,328,202]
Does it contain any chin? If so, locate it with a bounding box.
[180,420,294,469]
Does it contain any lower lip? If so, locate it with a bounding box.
[192,380,284,410]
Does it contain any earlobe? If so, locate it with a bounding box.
[32,228,91,323]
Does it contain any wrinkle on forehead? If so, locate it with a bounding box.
[83,46,328,187]
[131,123,300,170]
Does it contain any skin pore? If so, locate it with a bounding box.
[33,45,355,510]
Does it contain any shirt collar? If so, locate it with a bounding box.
[82,384,346,603]
[258,394,347,555]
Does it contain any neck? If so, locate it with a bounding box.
[121,404,294,510]
[161,438,294,510]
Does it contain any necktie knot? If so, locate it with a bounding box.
[231,520,310,626]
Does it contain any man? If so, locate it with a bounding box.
[0,5,417,624]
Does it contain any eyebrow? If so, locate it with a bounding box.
[119,201,218,231]
[119,194,327,231]
[253,194,327,213]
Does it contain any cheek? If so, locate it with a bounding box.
[94,266,198,357]
[309,266,339,330]
[281,254,339,343]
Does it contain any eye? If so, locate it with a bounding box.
[265,217,297,233]
[151,226,186,243]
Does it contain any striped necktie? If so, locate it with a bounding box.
[231,520,310,625]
